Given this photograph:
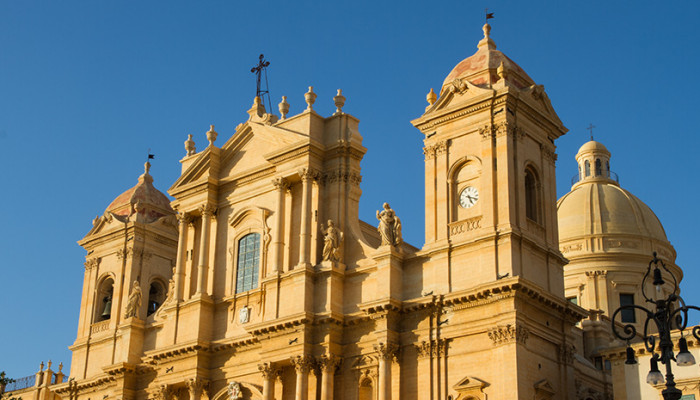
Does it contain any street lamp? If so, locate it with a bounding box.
[611,252,700,400]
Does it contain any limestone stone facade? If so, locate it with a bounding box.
[6,23,659,400]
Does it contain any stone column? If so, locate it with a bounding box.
[374,343,398,400]
[298,169,314,267]
[271,178,289,274]
[259,363,277,400]
[174,212,190,301]
[186,378,206,400]
[319,354,341,400]
[291,355,312,400]
[196,205,215,295]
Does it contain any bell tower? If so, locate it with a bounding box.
[412,23,568,295]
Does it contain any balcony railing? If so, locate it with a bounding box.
[571,170,619,186]
[3,373,68,392]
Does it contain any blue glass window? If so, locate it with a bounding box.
[236,233,261,293]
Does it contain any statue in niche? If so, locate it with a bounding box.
[321,219,343,262]
[376,202,402,246]
[124,281,142,319]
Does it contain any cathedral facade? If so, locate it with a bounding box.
[4,23,687,400]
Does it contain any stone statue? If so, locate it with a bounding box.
[227,382,242,400]
[321,219,343,262]
[124,280,142,319]
[376,202,402,246]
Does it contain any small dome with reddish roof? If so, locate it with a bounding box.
[441,24,535,95]
[106,162,174,223]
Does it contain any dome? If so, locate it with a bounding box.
[577,140,609,154]
[558,182,668,243]
[440,24,535,95]
[105,162,174,223]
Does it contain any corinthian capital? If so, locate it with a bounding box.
[272,177,290,191]
[318,354,342,373]
[373,342,399,362]
[177,211,192,225]
[258,362,279,378]
[290,355,313,373]
[198,204,217,219]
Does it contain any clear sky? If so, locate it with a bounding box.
[1,1,699,378]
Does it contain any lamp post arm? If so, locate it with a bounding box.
[611,304,655,341]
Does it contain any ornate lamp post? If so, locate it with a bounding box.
[611,252,699,400]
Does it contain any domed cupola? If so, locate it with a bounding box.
[557,140,681,356]
[571,140,617,188]
[440,23,536,96]
[105,162,174,223]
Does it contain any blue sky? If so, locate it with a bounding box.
[1,1,699,377]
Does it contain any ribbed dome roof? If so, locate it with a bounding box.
[558,182,667,242]
[440,24,535,95]
[106,162,174,223]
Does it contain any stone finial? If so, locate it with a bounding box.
[497,60,507,80]
[426,88,437,105]
[47,360,52,371]
[333,89,346,115]
[144,161,151,175]
[304,86,317,111]
[478,23,497,50]
[58,362,63,373]
[279,96,290,119]
[185,134,196,156]
[40,361,45,371]
[206,125,217,146]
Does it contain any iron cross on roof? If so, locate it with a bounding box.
[586,123,596,141]
[251,54,270,98]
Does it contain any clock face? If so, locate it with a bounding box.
[459,186,479,208]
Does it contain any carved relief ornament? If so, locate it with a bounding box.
[290,355,314,373]
[318,354,342,373]
[198,204,217,219]
[487,324,529,346]
[323,169,362,186]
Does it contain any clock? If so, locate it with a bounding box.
[459,186,479,208]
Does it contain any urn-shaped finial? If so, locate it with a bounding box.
[279,96,290,119]
[426,88,437,105]
[206,124,218,146]
[333,89,346,115]
[185,134,196,156]
[497,60,507,80]
[305,86,317,111]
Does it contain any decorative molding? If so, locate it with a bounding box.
[449,216,482,236]
[90,320,110,334]
[585,270,608,278]
[299,167,321,182]
[487,324,529,346]
[561,243,583,253]
[177,212,192,225]
[541,145,557,163]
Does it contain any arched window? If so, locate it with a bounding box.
[606,160,610,176]
[584,160,591,177]
[359,377,373,400]
[147,280,166,316]
[236,233,261,293]
[95,277,114,322]
[595,158,602,176]
[525,169,539,222]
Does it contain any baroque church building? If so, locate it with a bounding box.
[4,24,685,400]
